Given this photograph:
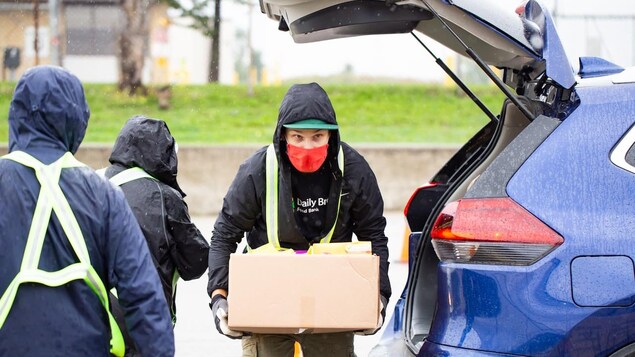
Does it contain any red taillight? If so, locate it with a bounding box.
[431,197,563,265]
[403,182,439,217]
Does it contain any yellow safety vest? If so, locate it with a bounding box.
[107,167,180,324]
[261,144,344,251]
[0,151,124,356]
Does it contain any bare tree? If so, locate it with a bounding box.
[119,0,150,95]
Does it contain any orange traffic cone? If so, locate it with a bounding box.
[294,341,303,356]
[400,224,410,263]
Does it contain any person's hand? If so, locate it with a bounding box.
[356,295,388,336]
[209,294,243,339]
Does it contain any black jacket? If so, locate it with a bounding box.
[207,83,391,300]
[104,116,209,318]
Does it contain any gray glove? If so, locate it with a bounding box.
[210,294,243,339]
[356,295,388,336]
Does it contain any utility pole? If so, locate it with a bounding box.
[246,0,254,96]
[49,0,60,66]
[209,0,221,82]
[33,0,40,65]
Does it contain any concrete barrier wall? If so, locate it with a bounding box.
[2,144,459,216]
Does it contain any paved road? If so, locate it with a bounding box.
[174,211,409,357]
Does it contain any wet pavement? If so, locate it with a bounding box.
[174,212,409,357]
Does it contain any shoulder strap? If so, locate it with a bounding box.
[265,145,281,249]
[109,167,155,186]
[320,146,344,244]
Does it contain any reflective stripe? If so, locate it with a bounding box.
[265,145,280,249]
[109,167,156,186]
[22,187,53,270]
[319,147,344,244]
[40,166,90,263]
[0,151,124,357]
[264,144,344,249]
[171,271,180,324]
[20,264,90,286]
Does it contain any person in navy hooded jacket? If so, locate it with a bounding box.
[0,66,174,357]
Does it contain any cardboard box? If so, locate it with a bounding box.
[228,253,379,334]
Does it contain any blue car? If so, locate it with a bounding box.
[259,0,635,355]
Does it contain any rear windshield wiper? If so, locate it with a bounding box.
[420,0,536,121]
[411,32,499,123]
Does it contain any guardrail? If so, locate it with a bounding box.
[2,144,459,216]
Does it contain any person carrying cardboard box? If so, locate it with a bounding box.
[207,82,391,356]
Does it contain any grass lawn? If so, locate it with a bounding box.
[0,81,503,145]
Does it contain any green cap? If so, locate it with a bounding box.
[283,119,338,130]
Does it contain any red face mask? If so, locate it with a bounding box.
[286,143,329,173]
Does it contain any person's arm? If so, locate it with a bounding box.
[207,154,265,340]
[348,155,392,302]
[207,152,264,297]
[165,191,209,281]
[106,188,175,357]
[211,288,227,298]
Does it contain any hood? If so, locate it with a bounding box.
[8,66,89,163]
[109,115,185,196]
[273,82,341,159]
[262,0,576,90]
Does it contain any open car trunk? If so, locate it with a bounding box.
[400,97,547,353]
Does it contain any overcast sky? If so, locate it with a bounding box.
[218,2,451,83]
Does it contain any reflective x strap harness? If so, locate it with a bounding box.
[0,151,124,357]
[264,144,344,250]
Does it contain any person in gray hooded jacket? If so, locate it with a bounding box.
[207,82,391,357]
[102,116,209,355]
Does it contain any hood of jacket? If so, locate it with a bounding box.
[8,66,89,163]
[109,115,185,196]
[269,83,344,247]
[273,82,341,160]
